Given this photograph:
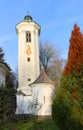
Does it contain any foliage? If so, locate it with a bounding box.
[52,73,83,130]
[0,119,59,130]
[0,87,10,121]
[0,47,17,122]
[52,24,83,130]
[63,24,83,75]
[0,86,16,122]
[0,82,16,122]
[6,71,17,89]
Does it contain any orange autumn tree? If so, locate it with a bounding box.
[52,24,83,130]
[63,24,83,75]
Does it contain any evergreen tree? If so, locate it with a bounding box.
[52,74,83,130]
[0,47,16,122]
[0,87,10,121]
[63,24,83,75]
[52,24,83,130]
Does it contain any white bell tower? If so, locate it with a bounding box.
[16,15,41,88]
[15,15,54,116]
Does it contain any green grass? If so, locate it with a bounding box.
[0,119,59,130]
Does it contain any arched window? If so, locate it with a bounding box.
[26,31,31,42]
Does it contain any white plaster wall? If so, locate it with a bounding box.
[16,22,40,88]
[0,69,5,86]
[15,95,32,114]
[0,73,5,86]
[15,95,24,114]
[15,83,55,115]
[32,83,55,116]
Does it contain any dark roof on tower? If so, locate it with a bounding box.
[16,14,41,36]
[31,70,55,84]
[24,15,33,21]
[24,14,41,35]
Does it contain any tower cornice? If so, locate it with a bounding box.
[16,17,41,36]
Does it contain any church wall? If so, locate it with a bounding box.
[0,67,6,86]
[15,95,24,114]
[15,83,55,116]
[15,94,32,114]
[31,83,55,115]
[17,22,40,87]
[0,72,5,86]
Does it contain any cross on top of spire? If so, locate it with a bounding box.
[27,10,29,15]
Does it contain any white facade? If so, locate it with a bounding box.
[16,83,54,115]
[31,83,54,115]
[16,16,40,87]
[0,62,9,86]
[16,15,55,116]
[0,70,5,86]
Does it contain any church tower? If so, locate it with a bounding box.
[16,14,54,115]
[16,15,41,87]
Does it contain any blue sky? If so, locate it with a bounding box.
[0,0,83,70]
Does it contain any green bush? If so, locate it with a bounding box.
[0,86,16,122]
[52,74,83,130]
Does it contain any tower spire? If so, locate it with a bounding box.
[27,10,29,15]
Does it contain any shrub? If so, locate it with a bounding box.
[52,75,83,130]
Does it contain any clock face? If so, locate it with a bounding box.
[26,45,32,55]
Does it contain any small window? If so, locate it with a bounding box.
[28,78,31,81]
[27,57,30,62]
[26,31,31,42]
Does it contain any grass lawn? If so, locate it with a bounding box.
[0,119,59,130]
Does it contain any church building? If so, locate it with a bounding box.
[0,61,9,86]
[15,14,55,116]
